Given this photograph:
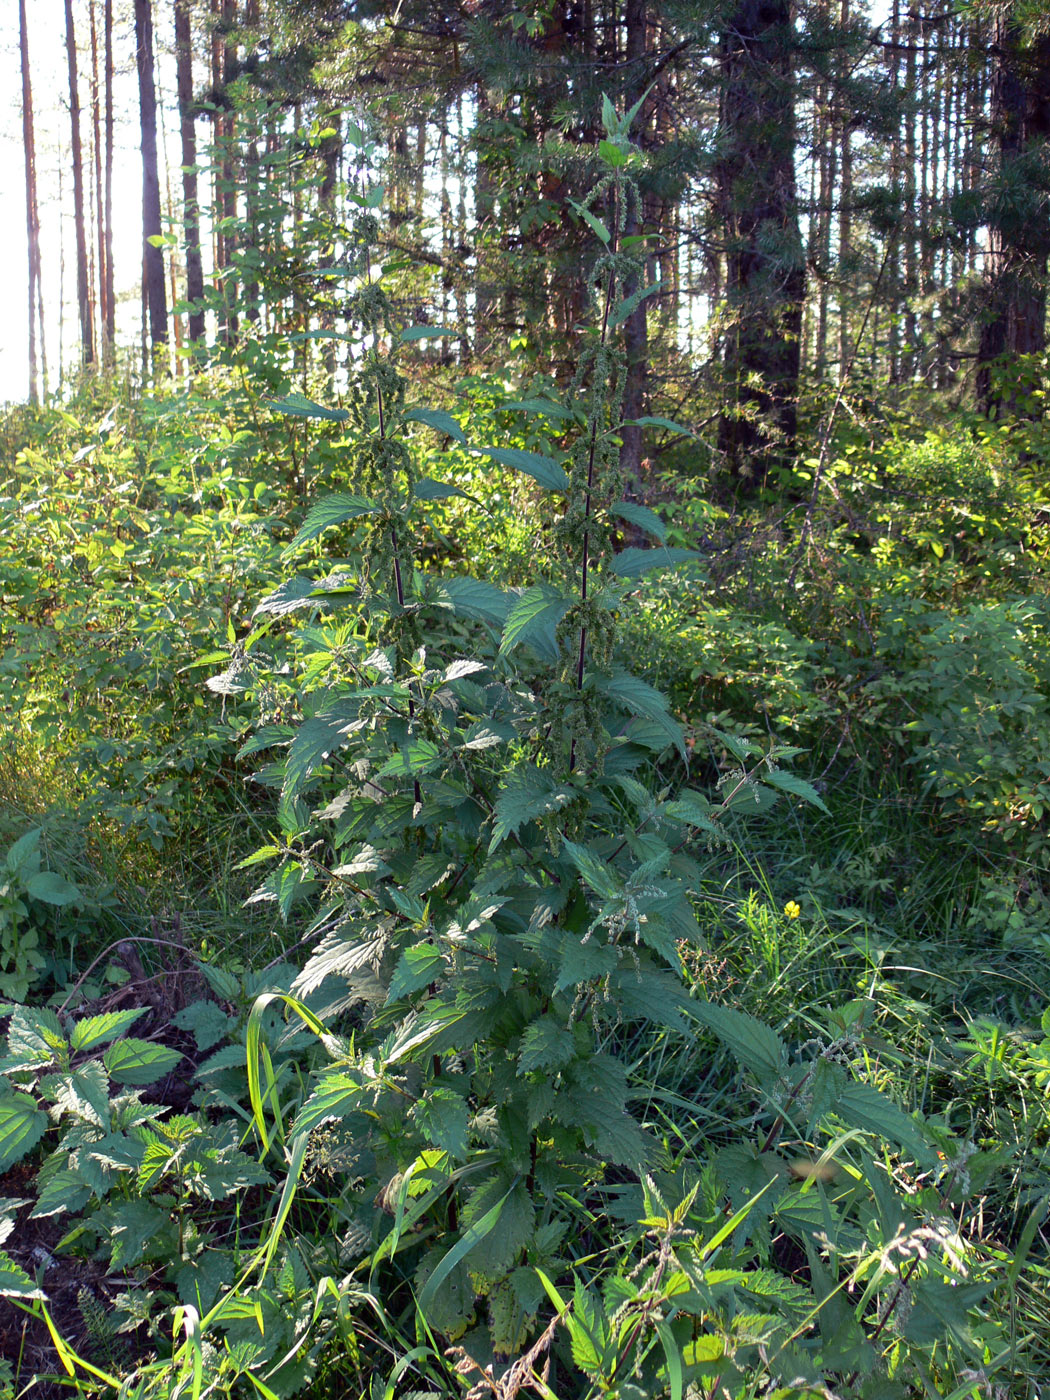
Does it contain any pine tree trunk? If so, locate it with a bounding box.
[65,0,95,366]
[134,0,169,354]
[90,0,107,362]
[104,0,115,352]
[976,16,1050,419]
[221,0,239,343]
[175,0,206,341]
[19,0,41,404]
[619,0,650,485]
[716,0,805,488]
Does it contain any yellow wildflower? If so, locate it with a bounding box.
[783,900,801,921]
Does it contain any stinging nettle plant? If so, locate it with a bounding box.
[193,104,1003,1396]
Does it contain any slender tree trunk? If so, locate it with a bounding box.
[903,10,917,376]
[65,0,95,366]
[19,0,41,404]
[175,0,206,341]
[716,0,805,488]
[221,0,239,343]
[620,0,650,484]
[90,0,107,362]
[134,0,169,354]
[976,15,1050,419]
[104,0,115,352]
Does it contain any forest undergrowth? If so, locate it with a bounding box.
[1,126,1050,1400]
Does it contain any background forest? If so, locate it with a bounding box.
[3,1,1050,1397]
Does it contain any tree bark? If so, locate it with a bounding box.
[90,0,107,362]
[175,0,206,341]
[104,0,115,351]
[19,0,42,404]
[65,0,95,366]
[976,14,1050,419]
[135,0,169,353]
[716,0,805,489]
[619,0,650,485]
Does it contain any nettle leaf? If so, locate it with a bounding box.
[610,279,663,328]
[691,1002,788,1082]
[477,447,569,493]
[400,325,454,342]
[553,936,619,994]
[405,407,466,443]
[412,1088,470,1159]
[253,575,331,618]
[518,1015,576,1075]
[561,839,622,900]
[70,1009,147,1053]
[437,575,514,626]
[284,493,379,555]
[610,546,702,579]
[103,1039,183,1087]
[611,501,667,543]
[388,944,446,1002]
[31,1167,92,1219]
[836,1081,932,1164]
[762,767,830,816]
[500,585,571,655]
[490,766,577,850]
[171,1001,233,1054]
[293,932,385,998]
[501,397,578,423]
[0,1094,48,1172]
[603,670,685,757]
[415,477,476,503]
[0,1250,45,1299]
[378,738,443,778]
[460,1176,535,1277]
[268,392,349,422]
[569,200,611,245]
[625,415,694,437]
[26,871,80,906]
[5,1006,66,1069]
[292,1071,365,1138]
[283,709,367,798]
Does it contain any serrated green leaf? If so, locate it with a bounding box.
[611,279,663,327]
[690,1002,788,1082]
[388,944,445,1002]
[490,766,577,850]
[103,1039,182,1087]
[405,407,466,443]
[625,415,693,436]
[518,1016,576,1075]
[500,585,571,654]
[30,1167,91,1219]
[292,1071,365,1138]
[837,1081,931,1164]
[501,397,578,422]
[418,1178,519,1317]
[400,326,454,341]
[377,738,443,778]
[415,477,477,503]
[268,392,349,422]
[437,575,513,626]
[478,447,569,493]
[569,200,610,245]
[284,493,379,555]
[0,1249,45,1298]
[762,767,830,815]
[0,1094,47,1172]
[598,138,628,167]
[26,871,80,906]
[611,501,666,543]
[610,546,702,579]
[283,708,366,798]
[412,1089,470,1159]
[603,670,685,756]
[70,1009,146,1053]
[561,838,622,900]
